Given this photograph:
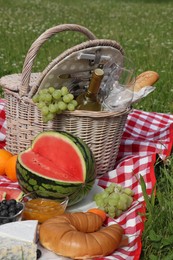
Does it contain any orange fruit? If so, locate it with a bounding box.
[5,155,18,182]
[87,208,107,222]
[0,149,13,175]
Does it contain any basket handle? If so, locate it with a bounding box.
[20,24,97,97]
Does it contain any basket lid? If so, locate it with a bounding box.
[35,43,124,99]
[0,73,41,92]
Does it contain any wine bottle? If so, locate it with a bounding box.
[76,68,104,111]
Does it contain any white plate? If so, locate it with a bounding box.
[67,181,103,212]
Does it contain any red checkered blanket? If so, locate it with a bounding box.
[0,98,173,260]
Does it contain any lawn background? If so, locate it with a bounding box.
[0,0,173,113]
[0,1,173,259]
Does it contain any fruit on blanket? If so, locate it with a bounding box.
[5,155,18,182]
[39,212,128,259]
[87,208,107,222]
[94,183,134,218]
[0,149,13,175]
[16,131,96,206]
[0,188,23,201]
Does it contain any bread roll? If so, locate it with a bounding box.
[39,212,127,259]
[134,71,159,92]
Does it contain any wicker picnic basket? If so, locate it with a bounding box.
[0,24,130,177]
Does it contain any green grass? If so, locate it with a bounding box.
[0,1,173,259]
[140,157,173,260]
[0,0,173,113]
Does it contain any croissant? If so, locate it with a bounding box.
[39,212,128,259]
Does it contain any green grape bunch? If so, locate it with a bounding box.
[32,86,78,123]
[94,183,134,218]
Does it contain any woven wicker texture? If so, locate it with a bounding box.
[0,24,130,177]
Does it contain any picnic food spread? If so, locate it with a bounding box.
[0,24,162,259]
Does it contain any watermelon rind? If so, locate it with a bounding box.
[16,131,96,206]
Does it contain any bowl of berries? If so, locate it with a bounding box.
[0,199,24,225]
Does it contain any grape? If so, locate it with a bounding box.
[61,86,68,96]
[48,87,55,94]
[45,93,52,103]
[101,192,109,199]
[32,95,39,103]
[109,193,120,200]
[63,95,71,104]
[105,183,116,194]
[115,209,123,217]
[108,211,116,218]
[53,90,62,100]
[117,200,126,211]
[41,106,49,116]
[108,198,118,207]
[39,94,46,102]
[39,89,48,95]
[103,197,109,205]
[94,193,101,201]
[47,113,54,121]
[126,196,133,208]
[67,103,75,111]
[94,183,134,219]
[58,101,67,111]
[71,99,78,107]
[67,93,74,101]
[49,104,57,113]
[96,199,105,208]
[54,103,61,113]
[124,188,134,196]
[37,102,45,109]
[108,206,116,213]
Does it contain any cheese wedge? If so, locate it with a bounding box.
[0,237,37,260]
[0,220,38,260]
[0,220,38,243]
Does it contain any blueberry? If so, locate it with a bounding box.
[8,199,16,205]
[16,202,23,212]
[8,205,16,213]
[1,204,8,210]
[8,211,16,218]
[1,200,7,205]
[0,209,8,217]
[37,249,42,259]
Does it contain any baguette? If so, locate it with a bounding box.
[134,71,159,92]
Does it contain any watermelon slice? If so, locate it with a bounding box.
[16,131,96,206]
[0,192,6,201]
[0,187,23,201]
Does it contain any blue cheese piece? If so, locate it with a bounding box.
[0,237,37,260]
[0,220,38,243]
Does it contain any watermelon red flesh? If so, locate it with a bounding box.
[0,187,23,201]
[21,135,85,183]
